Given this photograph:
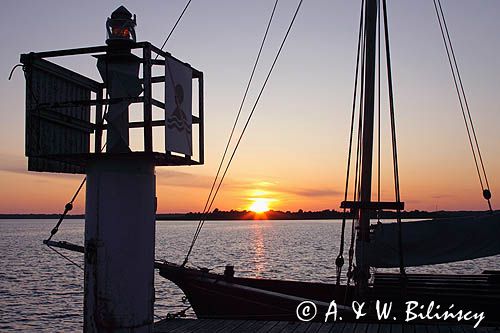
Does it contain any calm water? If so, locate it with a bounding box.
[1,219,499,332]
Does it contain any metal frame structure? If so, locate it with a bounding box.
[21,41,204,174]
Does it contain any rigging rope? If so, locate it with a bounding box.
[46,178,86,242]
[376,0,381,223]
[45,243,84,271]
[346,3,367,293]
[182,0,304,266]
[155,0,193,59]
[432,0,493,211]
[43,104,108,268]
[336,0,365,286]
[7,65,81,265]
[8,64,23,80]
[182,0,279,266]
[346,0,408,288]
[346,97,365,295]
[381,0,405,277]
[13,60,98,250]
[44,92,109,245]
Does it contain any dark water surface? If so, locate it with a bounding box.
[1,219,498,332]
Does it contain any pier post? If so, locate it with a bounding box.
[84,7,155,332]
[20,6,203,330]
[84,159,155,332]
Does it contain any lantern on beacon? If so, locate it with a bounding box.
[106,6,137,46]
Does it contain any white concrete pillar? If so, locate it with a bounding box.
[84,158,155,332]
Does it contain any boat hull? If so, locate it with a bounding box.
[157,261,354,321]
[157,262,500,325]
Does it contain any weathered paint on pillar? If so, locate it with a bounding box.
[84,158,155,332]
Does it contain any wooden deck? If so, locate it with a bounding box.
[154,319,500,333]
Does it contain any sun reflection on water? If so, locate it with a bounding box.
[251,223,266,277]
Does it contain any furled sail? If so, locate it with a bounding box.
[367,213,500,268]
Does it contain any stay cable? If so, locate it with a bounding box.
[183,0,305,266]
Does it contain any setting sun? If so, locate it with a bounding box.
[248,198,271,213]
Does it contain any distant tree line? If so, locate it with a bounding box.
[155,209,488,221]
[0,209,491,220]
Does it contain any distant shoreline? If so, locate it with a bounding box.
[0,210,494,221]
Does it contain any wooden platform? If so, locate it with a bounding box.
[154,319,500,333]
[372,272,500,327]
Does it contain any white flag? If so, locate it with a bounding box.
[165,57,192,156]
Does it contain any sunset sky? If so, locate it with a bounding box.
[0,0,499,214]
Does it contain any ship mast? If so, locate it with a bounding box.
[357,0,378,294]
[338,0,405,294]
